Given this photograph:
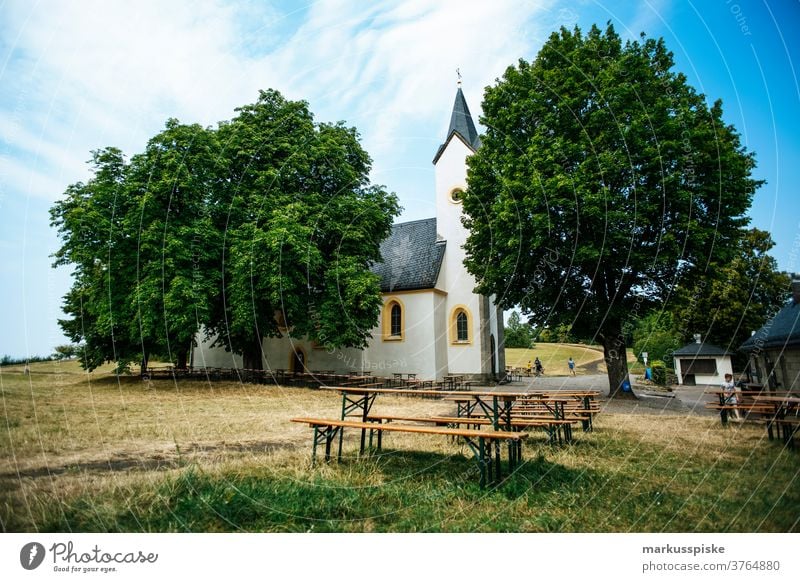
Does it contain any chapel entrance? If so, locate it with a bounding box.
[291,348,306,373]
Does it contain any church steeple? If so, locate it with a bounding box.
[433,86,480,164]
[446,87,480,149]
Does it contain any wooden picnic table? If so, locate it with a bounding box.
[311,385,536,486]
[752,396,800,446]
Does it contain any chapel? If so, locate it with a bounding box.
[194,86,505,381]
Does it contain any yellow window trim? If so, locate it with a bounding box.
[449,304,473,345]
[448,186,465,205]
[382,297,405,342]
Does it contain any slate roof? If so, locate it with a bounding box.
[740,297,800,351]
[672,342,732,357]
[432,88,481,164]
[370,218,445,293]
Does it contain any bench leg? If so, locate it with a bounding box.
[582,397,592,432]
[479,438,489,489]
[359,427,367,456]
[312,425,342,465]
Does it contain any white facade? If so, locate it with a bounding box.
[194,89,505,381]
[673,354,734,386]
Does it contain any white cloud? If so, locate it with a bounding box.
[1,0,555,205]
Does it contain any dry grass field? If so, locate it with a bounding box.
[1,360,798,532]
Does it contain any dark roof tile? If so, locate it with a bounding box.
[740,299,800,351]
[432,88,480,163]
[672,342,732,357]
[371,218,445,292]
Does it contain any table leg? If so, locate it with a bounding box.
[494,440,501,482]
[312,426,319,466]
[582,396,592,432]
[478,438,487,489]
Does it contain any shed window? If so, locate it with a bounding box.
[680,359,717,375]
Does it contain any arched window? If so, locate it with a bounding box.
[290,348,306,372]
[456,311,468,341]
[449,305,472,345]
[390,304,402,337]
[382,298,405,341]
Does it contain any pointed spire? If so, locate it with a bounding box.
[446,87,480,150]
[432,82,481,164]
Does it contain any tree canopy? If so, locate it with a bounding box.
[51,90,399,372]
[504,311,536,348]
[670,228,790,358]
[462,24,762,397]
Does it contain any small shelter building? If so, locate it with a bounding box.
[672,337,733,386]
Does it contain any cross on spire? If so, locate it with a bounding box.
[456,68,462,87]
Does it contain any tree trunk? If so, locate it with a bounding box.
[600,321,637,400]
[140,352,150,377]
[242,342,263,371]
[175,349,188,370]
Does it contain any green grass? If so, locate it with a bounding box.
[28,424,800,533]
[2,360,798,532]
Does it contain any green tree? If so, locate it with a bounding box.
[52,344,79,360]
[208,90,400,369]
[50,148,141,371]
[461,25,761,398]
[630,312,681,367]
[125,120,223,370]
[671,228,790,359]
[52,90,399,373]
[504,311,536,348]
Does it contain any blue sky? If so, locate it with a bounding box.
[1,0,798,359]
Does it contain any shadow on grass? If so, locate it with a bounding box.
[35,447,600,533]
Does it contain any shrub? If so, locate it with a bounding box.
[650,360,667,386]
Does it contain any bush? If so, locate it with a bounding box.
[650,360,667,386]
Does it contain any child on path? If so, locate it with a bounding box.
[722,373,740,420]
[568,357,575,375]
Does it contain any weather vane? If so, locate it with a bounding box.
[456,67,462,87]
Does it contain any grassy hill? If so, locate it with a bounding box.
[505,344,636,376]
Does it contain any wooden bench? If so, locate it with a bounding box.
[364,413,578,445]
[704,403,777,425]
[291,417,527,488]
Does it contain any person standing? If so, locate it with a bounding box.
[722,373,740,420]
[568,357,575,375]
[534,357,543,376]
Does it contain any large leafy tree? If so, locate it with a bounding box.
[52,90,398,372]
[50,148,140,371]
[670,228,790,359]
[462,25,762,398]
[205,90,399,369]
[125,120,224,370]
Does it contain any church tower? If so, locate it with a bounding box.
[433,83,504,379]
